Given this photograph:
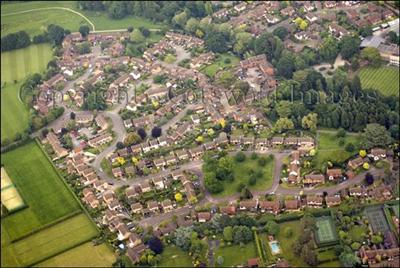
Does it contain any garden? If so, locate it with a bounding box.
[200,53,240,78]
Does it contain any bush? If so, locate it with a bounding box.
[338,138,345,146]
[250,152,258,160]
[224,58,231,64]
[258,157,267,167]
[345,143,355,152]
[283,226,293,238]
[248,176,256,186]
[235,151,246,162]
[336,128,346,138]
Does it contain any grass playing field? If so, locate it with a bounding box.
[1,44,53,142]
[36,242,116,267]
[1,141,81,240]
[3,213,98,267]
[314,217,338,246]
[359,66,399,97]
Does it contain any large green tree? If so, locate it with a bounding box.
[361,123,392,149]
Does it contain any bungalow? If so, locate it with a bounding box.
[117,224,131,241]
[239,200,258,211]
[189,146,204,159]
[326,196,341,207]
[161,199,174,212]
[131,202,143,214]
[348,157,364,170]
[303,174,325,186]
[284,199,300,211]
[103,209,118,224]
[139,180,152,193]
[197,212,212,222]
[326,168,342,181]
[220,205,237,216]
[147,201,159,213]
[128,233,142,248]
[103,191,115,204]
[259,200,281,214]
[126,187,138,201]
[306,196,323,207]
[152,176,165,189]
[175,149,189,161]
[112,167,123,178]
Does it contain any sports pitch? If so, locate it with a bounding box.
[314,216,339,246]
[364,206,390,233]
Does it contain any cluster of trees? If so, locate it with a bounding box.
[264,68,399,136]
[292,214,318,266]
[1,31,31,52]
[171,226,206,261]
[203,151,234,194]
[222,225,253,244]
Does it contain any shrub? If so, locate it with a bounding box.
[248,176,257,186]
[258,157,267,166]
[345,143,355,152]
[224,58,231,64]
[284,226,293,238]
[338,138,345,146]
[235,151,246,162]
[250,152,258,160]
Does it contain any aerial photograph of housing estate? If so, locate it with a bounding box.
[0,1,399,267]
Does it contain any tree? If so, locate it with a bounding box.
[248,176,256,186]
[116,141,125,149]
[216,157,234,181]
[301,243,318,266]
[301,113,318,131]
[274,117,294,133]
[205,30,230,53]
[174,227,194,251]
[351,242,361,250]
[336,128,346,138]
[265,221,280,236]
[108,1,127,19]
[137,128,147,140]
[371,235,383,245]
[172,11,188,29]
[359,25,372,37]
[277,52,295,78]
[205,172,223,193]
[70,112,76,120]
[185,18,199,34]
[359,150,367,157]
[127,26,134,32]
[233,32,253,55]
[276,100,292,118]
[151,127,162,138]
[340,36,360,60]
[175,192,183,202]
[361,123,392,149]
[130,29,145,43]
[47,24,65,45]
[345,143,355,152]
[319,37,339,62]
[234,151,246,162]
[258,156,268,167]
[360,47,382,67]
[147,236,163,254]
[273,26,288,40]
[79,25,90,37]
[233,226,253,244]
[124,132,142,146]
[339,252,360,267]
[223,226,233,242]
[365,172,374,185]
[294,17,308,30]
[139,26,150,38]
[388,31,399,44]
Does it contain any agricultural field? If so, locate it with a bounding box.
[36,242,116,267]
[359,66,399,97]
[1,44,53,141]
[3,213,98,267]
[200,53,240,78]
[1,141,81,240]
[314,217,339,246]
[213,154,274,197]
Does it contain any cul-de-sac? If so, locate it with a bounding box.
[1,1,399,267]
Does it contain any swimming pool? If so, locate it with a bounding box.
[269,241,281,255]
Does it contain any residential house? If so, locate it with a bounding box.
[161,199,174,212]
[131,203,143,214]
[370,148,386,159]
[280,6,295,17]
[326,196,341,207]
[147,201,159,213]
[230,135,242,145]
[328,24,350,40]
[88,133,112,147]
[259,200,281,214]
[112,167,123,178]
[326,168,342,181]
[165,155,178,166]
[220,205,237,216]
[349,187,368,197]
[152,176,165,190]
[239,200,258,211]
[153,157,166,169]
[126,187,138,200]
[189,146,204,159]
[117,224,131,241]
[348,157,364,170]
[306,195,323,207]
[271,137,284,146]
[128,233,142,248]
[284,199,300,211]
[175,149,189,161]
[197,212,212,222]
[95,114,108,132]
[303,174,325,186]
[139,180,152,193]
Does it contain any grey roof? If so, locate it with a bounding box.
[360,35,385,48]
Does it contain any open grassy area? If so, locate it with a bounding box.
[317,132,360,151]
[3,213,98,267]
[1,44,53,141]
[213,154,274,197]
[276,220,308,267]
[200,53,240,77]
[1,141,81,240]
[158,245,193,267]
[214,243,258,267]
[1,1,164,36]
[359,66,399,97]
[36,242,116,267]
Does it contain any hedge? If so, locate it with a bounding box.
[275,212,304,223]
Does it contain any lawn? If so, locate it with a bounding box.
[200,53,240,77]
[1,1,164,36]
[3,213,98,267]
[359,66,399,97]
[158,245,193,267]
[348,225,368,243]
[1,141,81,240]
[276,220,308,267]
[317,132,360,151]
[36,242,116,267]
[214,243,258,267]
[213,154,274,197]
[1,44,53,141]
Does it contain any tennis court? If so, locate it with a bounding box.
[364,206,390,233]
[315,217,338,246]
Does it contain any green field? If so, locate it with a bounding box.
[1,141,81,240]
[36,241,116,267]
[314,217,339,246]
[359,66,399,97]
[213,154,274,197]
[214,243,258,267]
[277,220,308,267]
[1,44,53,141]
[4,214,98,267]
[158,245,193,267]
[1,1,163,36]
[200,53,240,77]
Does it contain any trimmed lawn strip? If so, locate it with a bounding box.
[359,66,399,97]
[36,242,116,267]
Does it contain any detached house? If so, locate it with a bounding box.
[326,196,341,207]
[239,200,258,212]
[259,200,281,214]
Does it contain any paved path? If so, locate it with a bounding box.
[1,7,95,31]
